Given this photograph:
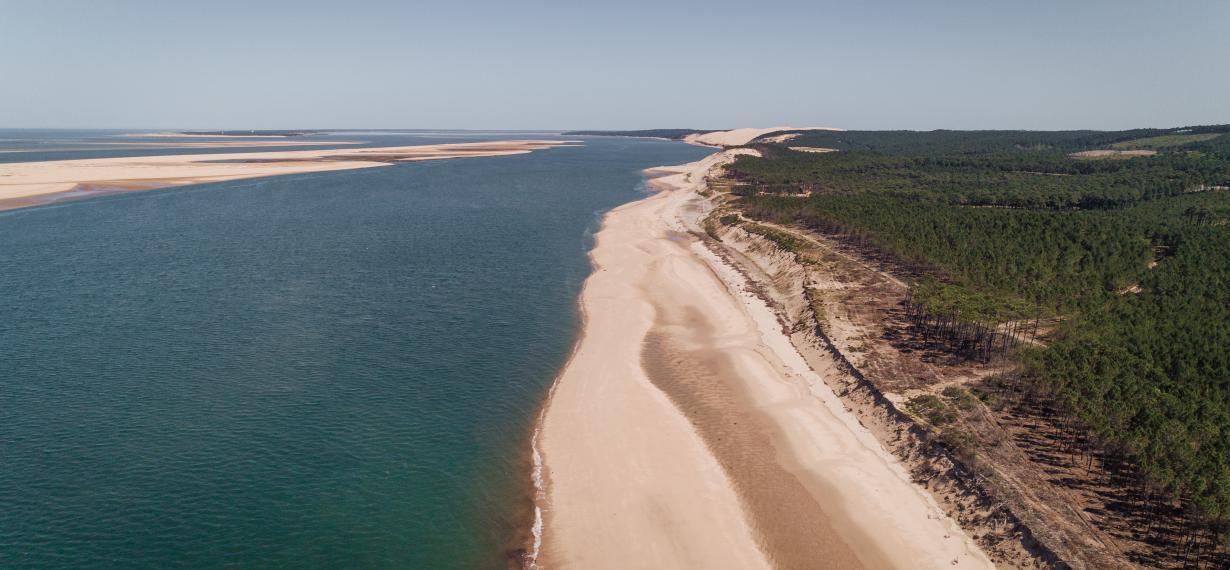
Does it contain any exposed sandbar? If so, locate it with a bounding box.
[0,141,364,154]
[123,132,298,138]
[0,140,577,211]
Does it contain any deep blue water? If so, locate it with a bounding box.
[0,132,711,568]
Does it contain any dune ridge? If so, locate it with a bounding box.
[683,127,842,147]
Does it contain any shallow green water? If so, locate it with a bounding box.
[0,132,711,568]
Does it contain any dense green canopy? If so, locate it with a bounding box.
[729,125,1230,529]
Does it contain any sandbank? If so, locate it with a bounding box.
[0,140,576,211]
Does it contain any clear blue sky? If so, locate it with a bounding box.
[2,0,1226,130]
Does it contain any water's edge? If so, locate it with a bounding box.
[521,155,712,569]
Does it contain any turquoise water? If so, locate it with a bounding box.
[0,132,711,568]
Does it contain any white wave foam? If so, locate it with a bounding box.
[528,430,545,569]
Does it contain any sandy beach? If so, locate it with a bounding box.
[0,140,576,211]
[535,144,993,569]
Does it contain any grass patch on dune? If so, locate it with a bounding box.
[744,223,808,254]
[906,394,958,426]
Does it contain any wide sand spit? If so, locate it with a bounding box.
[534,147,994,569]
[0,140,577,210]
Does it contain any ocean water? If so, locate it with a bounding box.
[0,131,712,568]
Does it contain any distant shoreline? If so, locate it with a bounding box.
[126,130,322,138]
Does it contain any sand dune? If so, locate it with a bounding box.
[683,127,842,147]
[0,140,576,210]
[760,132,802,143]
[536,149,993,569]
[1069,149,1157,159]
